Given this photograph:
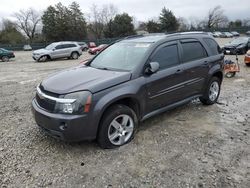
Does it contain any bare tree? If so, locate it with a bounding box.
[88,4,118,39]
[178,17,190,31]
[206,6,228,29]
[13,8,41,42]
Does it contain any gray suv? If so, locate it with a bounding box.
[32,41,82,62]
[32,32,224,148]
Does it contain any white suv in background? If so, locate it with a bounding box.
[32,41,82,62]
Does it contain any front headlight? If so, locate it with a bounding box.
[55,91,92,114]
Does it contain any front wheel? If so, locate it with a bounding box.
[38,55,48,62]
[97,104,138,149]
[200,77,221,105]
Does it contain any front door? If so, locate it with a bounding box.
[144,41,188,114]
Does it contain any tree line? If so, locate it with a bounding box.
[0,2,250,44]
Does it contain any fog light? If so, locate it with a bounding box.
[62,103,73,113]
[59,122,67,131]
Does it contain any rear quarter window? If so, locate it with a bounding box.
[181,41,207,63]
[203,38,221,55]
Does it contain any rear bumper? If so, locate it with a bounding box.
[32,99,96,142]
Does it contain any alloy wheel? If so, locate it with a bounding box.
[108,114,134,146]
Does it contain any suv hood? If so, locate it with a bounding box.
[41,66,132,94]
[33,49,49,54]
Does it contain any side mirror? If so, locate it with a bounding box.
[52,48,56,51]
[145,62,160,75]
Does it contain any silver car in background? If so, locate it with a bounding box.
[32,41,82,62]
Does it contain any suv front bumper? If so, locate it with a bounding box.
[32,99,96,142]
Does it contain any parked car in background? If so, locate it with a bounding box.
[231,31,240,37]
[0,48,15,62]
[223,32,234,38]
[77,42,88,51]
[223,37,250,54]
[246,31,250,36]
[23,44,32,51]
[219,32,227,38]
[32,32,224,148]
[32,41,82,62]
[244,50,250,66]
[88,42,97,49]
[88,44,108,55]
[213,31,223,37]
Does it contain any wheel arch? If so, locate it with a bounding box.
[71,51,80,56]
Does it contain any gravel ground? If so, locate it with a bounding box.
[0,38,250,187]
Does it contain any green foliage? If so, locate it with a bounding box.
[42,2,87,42]
[229,20,242,28]
[104,13,135,38]
[146,20,161,33]
[159,7,179,32]
[0,19,25,44]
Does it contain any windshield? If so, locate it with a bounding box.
[45,43,56,50]
[90,42,151,71]
[231,37,249,44]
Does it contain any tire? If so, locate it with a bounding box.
[199,77,221,105]
[71,52,79,60]
[38,55,48,62]
[2,56,9,62]
[225,72,236,78]
[97,104,138,149]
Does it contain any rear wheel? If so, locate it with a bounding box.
[200,77,221,105]
[2,56,9,62]
[71,52,79,60]
[97,104,138,149]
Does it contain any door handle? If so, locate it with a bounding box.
[175,69,183,74]
[203,61,209,66]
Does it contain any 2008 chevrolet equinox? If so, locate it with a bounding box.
[32,32,224,148]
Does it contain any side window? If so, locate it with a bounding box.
[203,38,221,55]
[151,44,179,70]
[55,45,64,50]
[69,44,76,48]
[181,41,207,63]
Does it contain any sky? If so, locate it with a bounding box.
[0,0,249,22]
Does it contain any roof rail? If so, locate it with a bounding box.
[144,33,166,36]
[123,34,144,39]
[165,31,208,37]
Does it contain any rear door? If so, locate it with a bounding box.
[179,39,210,96]
[52,44,69,58]
[144,41,189,114]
